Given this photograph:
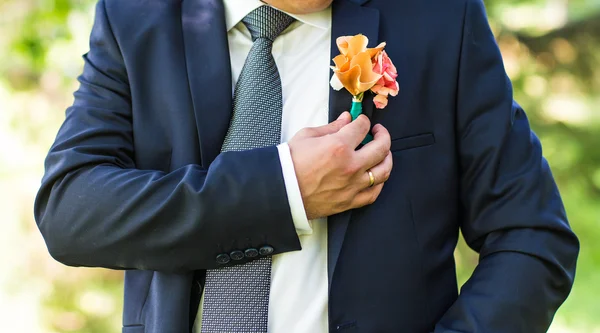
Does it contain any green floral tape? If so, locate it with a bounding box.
[350,100,373,144]
[350,100,362,120]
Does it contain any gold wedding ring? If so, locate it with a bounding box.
[367,170,375,188]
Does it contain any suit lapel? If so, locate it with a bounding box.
[328,0,380,289]
[182,0,233,167]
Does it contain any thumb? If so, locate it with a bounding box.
[304,112,351,138]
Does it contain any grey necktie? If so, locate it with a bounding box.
[200,6,295,333]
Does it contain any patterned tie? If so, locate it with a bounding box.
[200,6,295,333]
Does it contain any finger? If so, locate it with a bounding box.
[299,112,351,138]
[365,151,393,188]
[371,123,391,144]
[335,114,371,148]
[355,124,391,170]
[337,111,351,123]
[350,183,384,209]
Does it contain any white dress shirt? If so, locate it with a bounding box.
[194,1,332,332]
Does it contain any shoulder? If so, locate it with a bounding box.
[367,0,471,23]
[95,0,182,46]
[368,0,471,42]
[99,0,180,29]
[102,0,179,14]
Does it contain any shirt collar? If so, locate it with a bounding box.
[223,0,331,32]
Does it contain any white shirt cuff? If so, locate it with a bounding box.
[277,143,313,236]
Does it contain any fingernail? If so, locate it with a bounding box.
[337,112,347,120]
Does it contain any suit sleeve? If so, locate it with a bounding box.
[33,0,301,273]
[434,0,579,332]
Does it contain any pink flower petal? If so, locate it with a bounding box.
[373,94,389,109]
[370,50,399,104]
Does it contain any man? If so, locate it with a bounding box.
[34,0,579,332]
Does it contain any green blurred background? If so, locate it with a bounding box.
[0,0,598,332]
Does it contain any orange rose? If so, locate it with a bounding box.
[330,34,386,97]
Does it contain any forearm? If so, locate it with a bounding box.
[34,147,301,272]
[33,0,301,272]
[435,228,578,332]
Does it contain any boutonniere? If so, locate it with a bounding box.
[330,34,399,143]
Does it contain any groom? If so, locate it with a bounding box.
[35,0,579,332]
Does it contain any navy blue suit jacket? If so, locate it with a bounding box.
[34,0,579,332]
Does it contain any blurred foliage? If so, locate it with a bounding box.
[0,0,598,332]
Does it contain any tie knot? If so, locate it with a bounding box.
[242,6,296,42]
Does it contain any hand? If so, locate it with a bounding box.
[288,112,393,220]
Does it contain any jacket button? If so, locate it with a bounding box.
[230,250,245,261]
[216,253,230,265]
[259,245,274,256]
[244,248,259,258]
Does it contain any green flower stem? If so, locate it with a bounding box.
[350,97,373,144]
